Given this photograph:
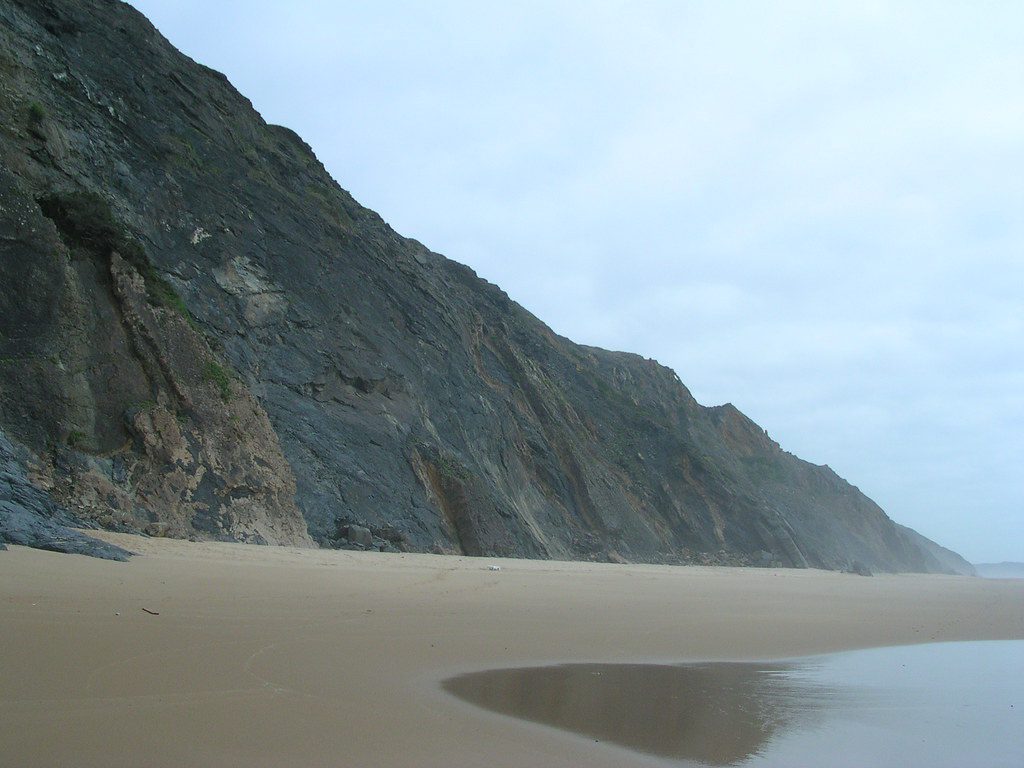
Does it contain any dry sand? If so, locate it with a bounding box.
[2,533,1022,767]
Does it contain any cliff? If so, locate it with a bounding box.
[0,0,968,573]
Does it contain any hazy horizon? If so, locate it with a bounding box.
[128,1,1023,563]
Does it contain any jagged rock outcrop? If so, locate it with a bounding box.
[1,429,129,559]
[0,0,967,572]
[0,171,311,546]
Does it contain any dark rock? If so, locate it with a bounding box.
[347,524,373,548]
[144,522,170,538]
[0,0,970,572]
[0,431,130,561]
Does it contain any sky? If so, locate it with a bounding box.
[128,1,1023,563]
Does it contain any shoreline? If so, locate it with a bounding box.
[3,533,1023,767]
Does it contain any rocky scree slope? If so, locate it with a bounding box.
[0,0,973,574]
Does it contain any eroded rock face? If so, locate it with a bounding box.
[0,182,311,547]
[0,0,972,573]
[0,430,130,560]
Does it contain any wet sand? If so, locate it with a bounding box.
[445,643,1024,766]
[2,533,1023,767]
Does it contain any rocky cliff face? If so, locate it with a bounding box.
[0,0,972,573]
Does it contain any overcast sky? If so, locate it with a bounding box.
[129,1,1022,563]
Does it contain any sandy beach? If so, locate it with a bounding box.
[2,534,1022,768]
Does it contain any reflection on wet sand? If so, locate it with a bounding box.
[444,641,1024,767]
[444,661,832,765]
